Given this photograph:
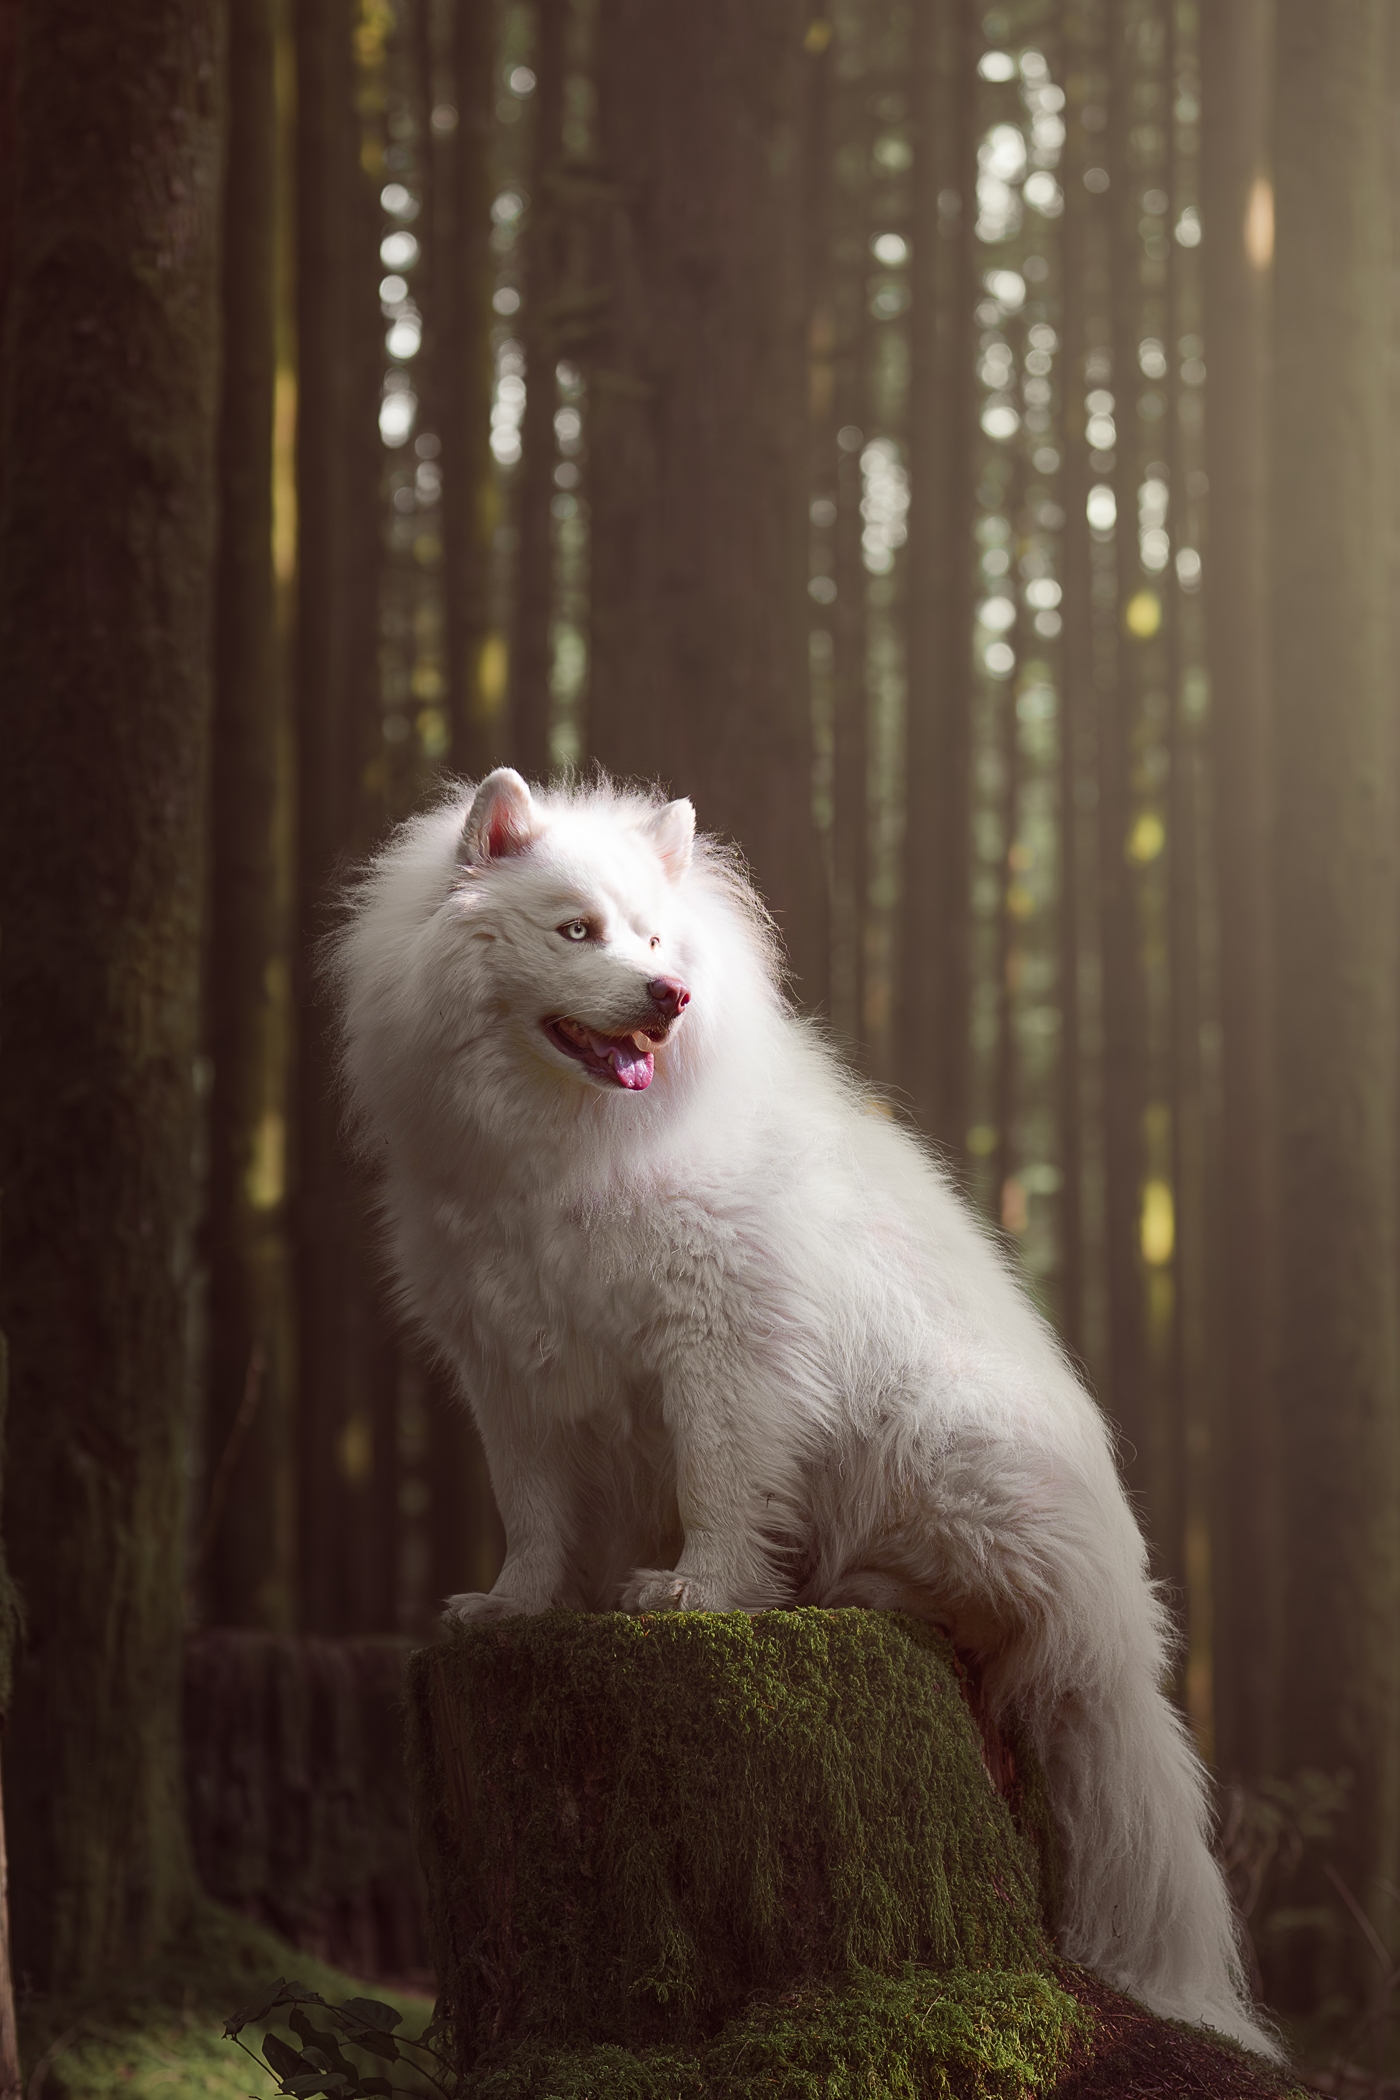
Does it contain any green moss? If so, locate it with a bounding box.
[17,1897,433,2099]
[406,1610,1058,2067]
[464,1967,1088,2099]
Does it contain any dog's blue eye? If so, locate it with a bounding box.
[560,919,590,942]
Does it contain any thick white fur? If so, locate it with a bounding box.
[331,772,1276,2060]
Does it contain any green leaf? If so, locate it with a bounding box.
[343,2029,401,2062]
[339,1998,404,2035]
[226,1979,293,2037]
[289,2012,356,2077]
[227,1981,331,2041]
[262,2032,314,2080]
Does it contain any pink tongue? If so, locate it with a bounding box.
[588,1032,653,1090]
[609,1042,654,1090]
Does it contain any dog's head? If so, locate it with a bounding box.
[454,769,695,1096]
[335,770,784,1163]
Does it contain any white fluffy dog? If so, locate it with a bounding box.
[332,768,1275,2059]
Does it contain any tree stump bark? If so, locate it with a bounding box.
[405,1610,1075,2083]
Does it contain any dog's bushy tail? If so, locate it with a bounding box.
[1040,1664,1281,2061]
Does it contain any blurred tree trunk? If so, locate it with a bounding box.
[0,0,222,1991]
[1162,0,1207,1736]
[0,10,27,2082]
[0,1760,17,2099]
[1098,3,1150,1514]
[1269,0,1400,2002]
[0,0,18,335]
[184,1629,428,1976]
[508,0,566,783]
[587,0,825,1004]
[1201,0,1277,1789]
[440,0,500,779]
[295,0,399,1634]
[423,0,506,1619]
[900,0,976,1166]
[1054,2,1093,1362]
[204,0,296,1632]
[828,47,871,1062]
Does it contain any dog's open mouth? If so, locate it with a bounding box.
[544,1016,667,1091]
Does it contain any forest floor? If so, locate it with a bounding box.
[11,1897,1353,2099]
[17,1899,435,2099]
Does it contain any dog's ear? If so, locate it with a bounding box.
[459,769,541,865]
[642,798,695,882]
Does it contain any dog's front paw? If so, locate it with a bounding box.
[441,1589,536,1625]
[620,1567,730,1613]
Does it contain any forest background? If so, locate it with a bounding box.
[0,0,1396,2085]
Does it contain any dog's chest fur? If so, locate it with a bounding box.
[407,1170,756,1428]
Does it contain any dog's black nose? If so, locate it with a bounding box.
[647,976,690,1019]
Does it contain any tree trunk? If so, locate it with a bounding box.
[441,0,501,780]
[1053,2,1095,1363]
[0,0,19,337]
[508,0,566,784]
[1200,0,1277,1791]
[899,0,977,1160]
[0,0,222,1990]
[205,0,296,1633]
[0,18,28,2080]
[827,62,871,1062]
[1098,1,1150,1511]
[0,1764,17,2099]
[1269,0,1400,2006]
[1163,0,1209,1739]
[294,0,400,1635]
[587,0,825,1004]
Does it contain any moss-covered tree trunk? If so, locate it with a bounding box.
[205,0,296,1633]
[586,1,826,1005]
[1270,0,1400,2009]
[0,0,223,1993]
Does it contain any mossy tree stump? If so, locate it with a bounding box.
[406,1612,1069,2082]
[405,1611,1302,2098]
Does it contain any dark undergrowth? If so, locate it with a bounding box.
[17,1898,433,2099]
